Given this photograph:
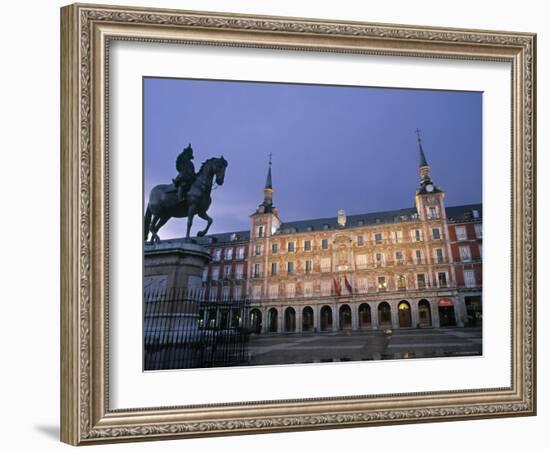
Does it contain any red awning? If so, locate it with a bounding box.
[438,298,454,307]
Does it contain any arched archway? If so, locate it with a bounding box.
[358,303,371,328]
[284,307,296,332]
[302,306,314,332]
[398,301,412,327]
[418,300,432,327]
[249,309,262,334]
[339,304,352,330]
[267,308,278,333]
[320,306,333,331]
[378,302,392,327]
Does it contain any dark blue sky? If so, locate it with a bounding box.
[144,77,482,238]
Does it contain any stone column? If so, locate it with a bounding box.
[332,304,339,332]
[314,304,320,333]
[390,301,399,329]
[278,306,284,333]
[431,300,441,327]
[351,303,359,331]
[296,306,302,333]
[454,295,466,327]
[411,301,419,328]
[371,302,379,330]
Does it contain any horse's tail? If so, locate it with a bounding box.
[144,204,152,241]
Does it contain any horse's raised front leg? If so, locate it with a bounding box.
[196,210,213,238]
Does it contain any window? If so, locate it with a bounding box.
[235,264,243,279]
[271,242,278,254]
[357,235,364,246]
[236,246,245,259]
[356,254,367,268]
[225,247,233,259]
[305,259,313,273]
[456,225,467,241]
[435,248,444,263]
[397,275,407,290]
[357,277,368,293]
[393,230,403,243]
[321,257,331,272]
[413,229,422,242]
[271,262,278,276]
[323,224,330,230]
[286,283,295,298]
[304,282,313,297]
[253,263,261,278]
[288,241,295,252]
[212,248,221,261]
[459,245,472,262]
[377,276,387,292]
[304,240,312,251]
[438,272,448,287]
[268,284,278,298]
[321,239,329,249]
[209,288,218,301]
[479,243,483,258]
[428,206,439,219]
[464,269,476,287]
[475,224,482,239]
[257,225,264,238]
[287,261,294,273]
[374,232,383,244]
[254,244,262,256]
[211,266,220,281]
[395,251,403,264]
[221,286,230,300]
[472,209,480,219]
[223,265,231,279]
[375,253,383,266]
[233,285,242,299]
[432,228,441,240]
[415,249,423,264]
[417,273,426,289]
[202,268,208,282]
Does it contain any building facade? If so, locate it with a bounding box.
[180,139,482,334]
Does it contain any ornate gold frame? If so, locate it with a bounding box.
[60,3,536,445]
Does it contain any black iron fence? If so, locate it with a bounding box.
[144,288,251,370]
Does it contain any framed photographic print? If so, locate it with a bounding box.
[60,3,537,445]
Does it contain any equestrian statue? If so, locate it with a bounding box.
[144,144,228,242]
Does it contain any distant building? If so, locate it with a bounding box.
[148,136,482,334]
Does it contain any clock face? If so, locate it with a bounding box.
[425,184,434,192]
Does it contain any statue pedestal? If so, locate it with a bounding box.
[143,241,211,370]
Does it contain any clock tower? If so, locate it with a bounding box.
[414,130,446,220]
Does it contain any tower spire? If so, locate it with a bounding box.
[416,129,432,186]
[265,152,273,189]
[256,153,275,214]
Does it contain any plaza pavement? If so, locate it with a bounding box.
[247,327,482,366]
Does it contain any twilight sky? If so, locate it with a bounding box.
[143,77,482,239]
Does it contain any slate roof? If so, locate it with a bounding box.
[159,203,482,245]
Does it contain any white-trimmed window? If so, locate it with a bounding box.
[233,285,242,299]
[271,242,278,254]
[456,225,467,241]
[415,249,423,264]
[202,268,208,282]
[287,261,294,273]
[412,228,422,242]
[212,248,221,261]
[235,264,243,279]
[221,286,230,300]
[356,254,367,269]
[459,245,472,262]
[377,276,387,292]
[374,232,383,244]
[225,247,233,260]
[211,266,220,281]
[357,277,368,293]
[397,274,407,290]
[305,259,313,273]
[432,227,441,240]
[357,235,365,246]
[464,269,476,287]
[254,244,262,256]
[393,230,403,243]
[395,251,404,264]
[375,252,384,266]
[475,224,482,239]
[417,273,427,289]
[304,240,312,251]
[321,238,329,250]
[437,272,448,287]
[271,262,278,276]
[428,206,439,219]
[209,287,218,301]
[287,241,295,252]
[236,246,245,259]
[434,248,444,263]
[223,265,231,279]
[256,225,264,238]
[253,263,261,278]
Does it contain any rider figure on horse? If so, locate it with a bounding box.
[172,144,196,203]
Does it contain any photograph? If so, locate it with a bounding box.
[142,77,483,371]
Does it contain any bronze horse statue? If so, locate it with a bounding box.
[144,156,228,242]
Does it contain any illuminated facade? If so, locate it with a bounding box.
[200,138,482,333]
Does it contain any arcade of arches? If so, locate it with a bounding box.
[248,297,465,334]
